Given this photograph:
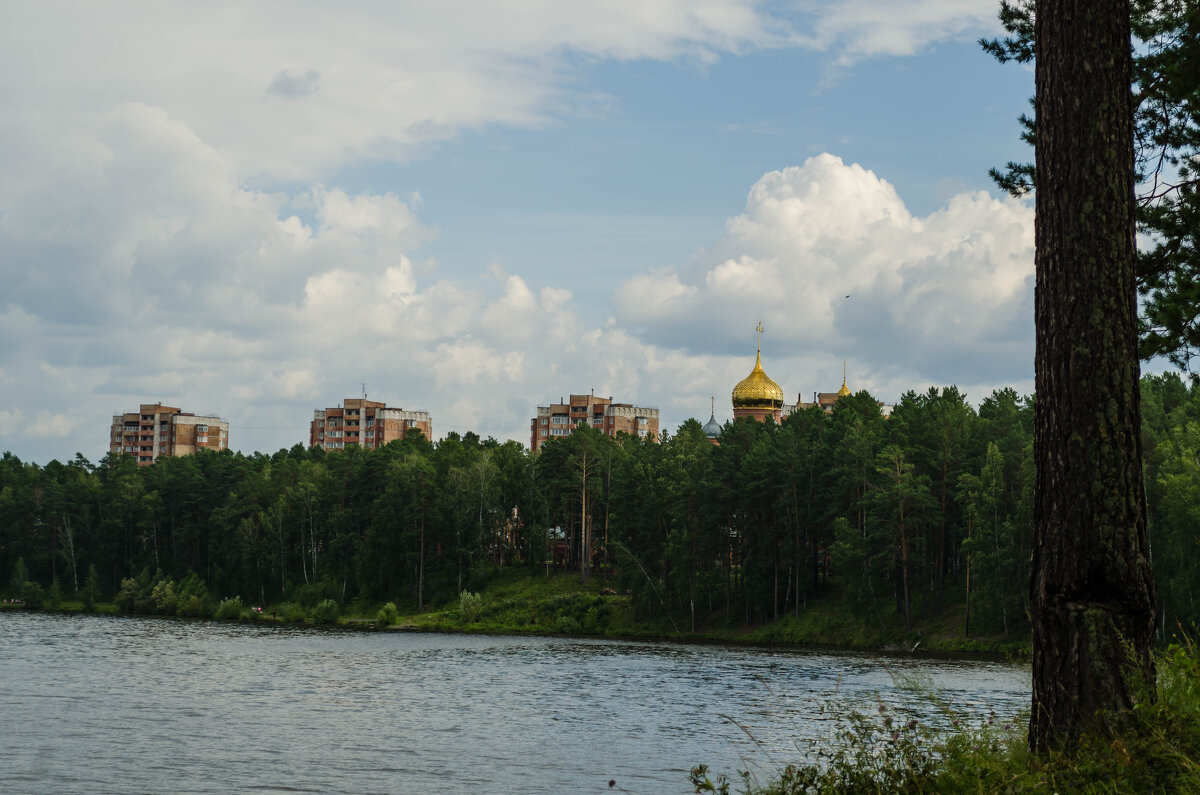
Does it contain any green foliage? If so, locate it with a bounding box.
[458,590,483,623]
[214,596,243,620]
[5,373,1200,651]
[21,581,44,609]
[277,602,308,623]
[696,640,1200,794]
[982,0,1200,371]
[9,557,28,600]
[81,564,99,612]
[47,578,63,608]
[175,573,210,617]
[313,598,339,625]
[376,601,399,626]
[114,578,139,613]
[151,577,177,615]
[178,595,205,618]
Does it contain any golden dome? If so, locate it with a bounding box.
[732,350,784,409]
[837,362,851,397]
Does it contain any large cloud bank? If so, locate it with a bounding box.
[616,154,1034,402]
[0,2,1025,462]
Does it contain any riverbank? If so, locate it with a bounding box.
[2,569,1029,658]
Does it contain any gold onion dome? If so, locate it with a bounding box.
[732,350,784,409]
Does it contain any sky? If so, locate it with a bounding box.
[1,0,1049,464]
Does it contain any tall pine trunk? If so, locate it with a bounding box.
[1029,0,1156,751]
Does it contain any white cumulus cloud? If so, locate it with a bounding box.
[615,153,1035,404]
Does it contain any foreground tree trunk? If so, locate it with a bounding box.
[1030,0,1157,751]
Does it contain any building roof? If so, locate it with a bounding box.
[702,413,722,438]
[732,349,784,409]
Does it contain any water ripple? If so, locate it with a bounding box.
[0,612,1029,794]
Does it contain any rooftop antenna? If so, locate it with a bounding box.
[362,382,368,400]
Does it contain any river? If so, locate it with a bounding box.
[0,612,1028,794]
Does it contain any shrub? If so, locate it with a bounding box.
[151,578,177,615]
[214,596,243,620]
[376,601,399,627]
[177,594,205,618]
[459,590,483,623]
[115,578,139,613]
[47,578,63,609]
[556,615,580,634]
[278,602,308,623]
[21,581,44,609]
[9,557,28,600]
[81,565,99,612]
[313,599,339,625]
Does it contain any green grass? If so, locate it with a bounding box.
[693,641,1200,794]
[7,568,1030,657]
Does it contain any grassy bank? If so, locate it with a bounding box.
[692,639,1200,794]
[2,569,1028,657]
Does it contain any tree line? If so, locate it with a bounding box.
[2,372,1197,638]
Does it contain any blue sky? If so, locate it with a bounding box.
[0,1,1050,462]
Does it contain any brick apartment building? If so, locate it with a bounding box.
[529,393,660,453]
[110,403,229,466]
[309,398,432,451]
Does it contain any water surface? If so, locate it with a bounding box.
[0,612,1028,793]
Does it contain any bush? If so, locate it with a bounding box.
[459,590,483,623]
[175,572,210,616]
[151,578,177,615]
[81,565,99,612]
[21,581,44,609]
[376,601,399,627]
[47,579,63,609]
[178,594,205,618]
[115,578,139,613]
[313,599,339,625]
[278,602,308,623]
[214,596,243,620]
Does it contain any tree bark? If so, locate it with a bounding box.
[1030,0,1157,751]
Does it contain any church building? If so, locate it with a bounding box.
[731,321,784,423]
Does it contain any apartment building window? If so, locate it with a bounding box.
[198,436,208,443]
[407,420,417,428]
[540,418,548,425]
[638,429,649,437]
[540,429,547,436]
[197,424,208,432]
[637,417,647,426]
[317,420,324,427]
[550,415,569,425]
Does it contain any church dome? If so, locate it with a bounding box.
[838,378,851,398]
[732,351,784,409]
[702,413,722,438]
